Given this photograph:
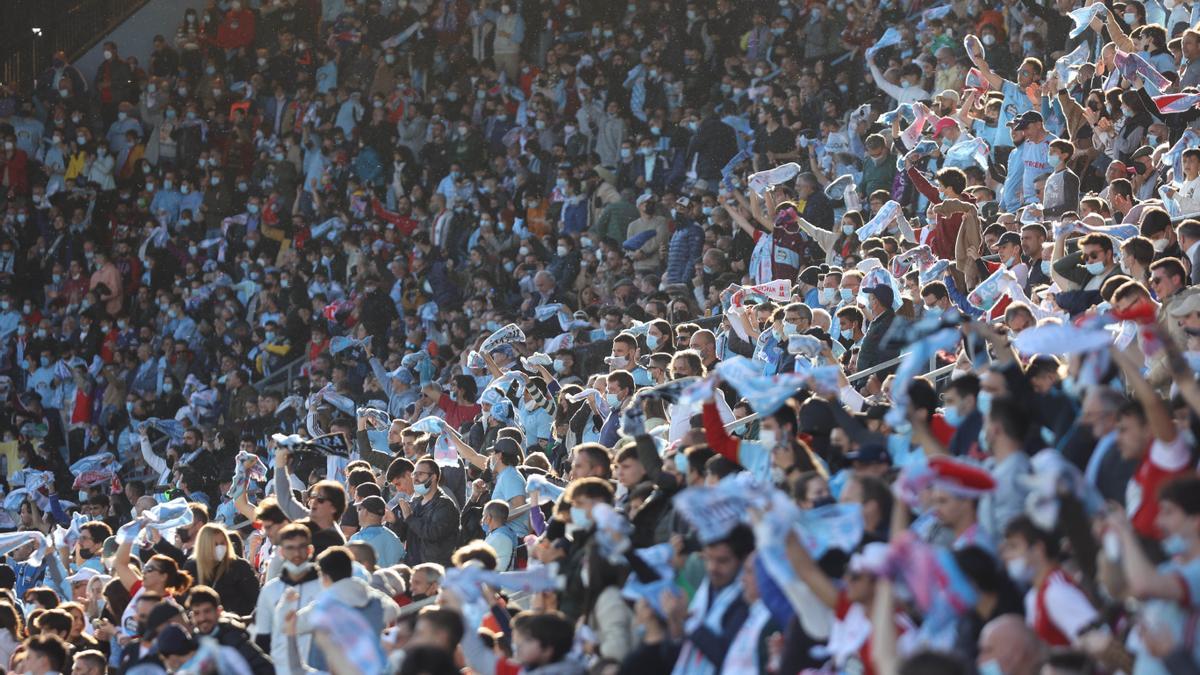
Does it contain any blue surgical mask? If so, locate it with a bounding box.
[942,405,963,427]
[977,391,993,416]
[481,520,492,534]
[1048,154,1061,169]
[646,334,659,350]
[413,480,431,496]
[1084,261,1105,275]
[606,393,620,407]
[1163,533,1189,556]
[570,505,592,529]
[840,288,854,301]
[674,452,689,474]
[978,659,1004,675]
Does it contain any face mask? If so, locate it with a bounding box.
[646,334,659,350]
[556,245,568,257]
[982,34,996,46]
[977,390,993,416]
[1005,556,1033,585]
[163,382,174,393]
[1153,238,1170,252]
[570,505,592,529]
[842,224,856,236]
[414,480,431,495]
[1084,261,1106,275]
[1164,533,1190,556]
[840,288,854,302]
[1048,154,1061,169]
[608,355,629,368]
[1148,134,1160,147]
[214,544,227,559]
[758,428,778,449]
[942,405,963,427]
[606,393,620,407]
[621,148,632,159]
[282,560,312,576]
[1124,11,1137,23]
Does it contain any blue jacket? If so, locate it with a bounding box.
[664,221,704,284]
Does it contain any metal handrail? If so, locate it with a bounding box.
[252,354,309,393]
[2,0,150,90]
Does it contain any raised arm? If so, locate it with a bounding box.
[797,217,839,253]
[784,529,840,609]
[1103,8,1136,53]
[114,527,142,592]
[964,36,1006,90]
[272,446,311,520]
[139,432,168,477]
[1112,347,1179,443]
[446,426,488,470]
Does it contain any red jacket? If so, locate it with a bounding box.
[907,167,976,261]
[2,149,30,196]
[214,8,255,49]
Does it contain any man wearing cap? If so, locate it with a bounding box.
[797,266,823,308]
[350,495,405,568]
[1009,111,1055,209]
[663,197,704,286]
[979,232,1029,295]
[856,285,900,376]
[926,456,996,551]
[932,117,971,169]
[626,193,668,274]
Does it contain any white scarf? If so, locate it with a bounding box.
[671,576,742,675]
[719,600,772,675]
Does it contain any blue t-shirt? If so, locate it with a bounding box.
[517,405,553,444]
[1019,136,1055,208]
[994,79,1037,149]
[492,466,529,536]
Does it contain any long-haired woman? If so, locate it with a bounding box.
[185,524,259,617]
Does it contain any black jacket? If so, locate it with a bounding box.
[208,618,274,675]
[184,557,261,618]
[404,489,460,567]
[857,309,899,376]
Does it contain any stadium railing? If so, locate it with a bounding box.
[2,0,150,90]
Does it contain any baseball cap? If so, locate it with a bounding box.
[144,600,184,637]
[862,285,894,307]
[844,443,890,465]
[1007,110,1043,130]
[1169,291,1200,317]
[636,192,655,206]
[996,231,1022,248]
[354,495,387,516]
[928,456,996,497]
[155,624,197,657]
[1129,145,1154,161]
[932,117,959,138]
[66,567,103,584]
[848,542,889,575]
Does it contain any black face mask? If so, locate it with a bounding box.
[79,548,96,560]
[810,496,836,509]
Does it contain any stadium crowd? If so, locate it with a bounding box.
[8,0,1200,673]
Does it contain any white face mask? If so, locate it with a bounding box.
[758,428,778,449]
[214,544,227,559]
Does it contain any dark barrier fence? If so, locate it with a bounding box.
[1,0,149,90]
